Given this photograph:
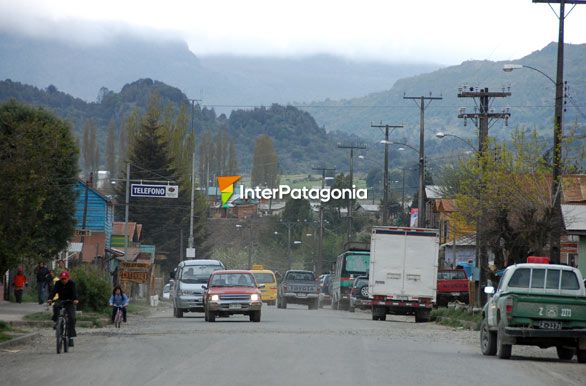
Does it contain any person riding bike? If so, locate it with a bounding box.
[108,285,129,323]
[48,271,79,347]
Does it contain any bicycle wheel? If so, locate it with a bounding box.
[62,318,69,353]
[56,318,63,354]
[115,309,122,328]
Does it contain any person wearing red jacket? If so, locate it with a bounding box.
[13,268,27,303]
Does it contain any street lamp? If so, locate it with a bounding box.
[435,132,477,152]
[502,64,556,85]
[503,61,563,263]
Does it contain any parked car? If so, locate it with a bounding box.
[251,266,278,306]
[277,270,319,310]
[348,275,371,312]
[203,270,263,322]
[171,259,225,318]
[436,269,469,306]
[162,283,171,300]
[318,273,332,308]
[481,261,586,361]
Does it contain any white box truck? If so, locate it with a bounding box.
[369,226,439,322]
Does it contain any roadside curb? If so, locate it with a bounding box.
[0,332,39,349]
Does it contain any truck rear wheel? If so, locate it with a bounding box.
[372,306,386,321]
[480,319,497,356]
[496,321,511,359]
[577,349,586,363]
[556,346,574,360]
[415,309,431,323]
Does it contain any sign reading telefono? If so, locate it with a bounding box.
[131,184,179,198]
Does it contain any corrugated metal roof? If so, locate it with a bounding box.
[562,175,586,203]
[425,185,444,199]
[562,204,586,232]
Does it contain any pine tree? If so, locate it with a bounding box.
[119,93,209,268]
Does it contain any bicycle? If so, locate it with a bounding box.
[113,305,125,328]
[52,299,73,354]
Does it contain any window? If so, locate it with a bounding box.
[561,270,580,290]
[508,268,530,288]
[253,273,275,284]
[545,269,560,289]
[530,269,545,289]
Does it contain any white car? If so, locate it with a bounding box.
[162,283,171,300]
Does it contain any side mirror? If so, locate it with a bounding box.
[202,285,208,290]
[484,286,495,295]
[258,284,265,289]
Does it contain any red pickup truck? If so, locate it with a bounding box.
[436,269,469,306]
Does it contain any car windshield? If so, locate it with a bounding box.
[211,273,256,287]
[181,265,221,284]
[253,273,275,284]
[286,272,315,281]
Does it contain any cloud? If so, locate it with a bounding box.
[1,0,586,64]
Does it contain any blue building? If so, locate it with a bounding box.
[71,180,114,263]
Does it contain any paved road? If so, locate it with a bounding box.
[1,304,586,386]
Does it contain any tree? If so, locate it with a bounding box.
[0,101,78,273]
[227,140,238,175]
[105,119,117,175]
[251,134,279,187]
[81,119,98,173]
[441,130,567,267]
[118,93,209,269]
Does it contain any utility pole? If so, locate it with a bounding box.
[533,0,585,264]
[401,168,406,225]
[403,94,442,228]
[281,221,298,270]
[312,166,336,277]
[337,143,367,241]
[124,162,130,261]
[370,123,403,225]
[458,86,511,307]
[187,98,201,257]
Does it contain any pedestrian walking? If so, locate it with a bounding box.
[35,262,50,304]
[13,267,27,303]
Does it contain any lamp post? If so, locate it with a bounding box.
[503,62,564,263]
[503,62,563,262]
[382,141,420,227]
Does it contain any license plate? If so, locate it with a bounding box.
[229,303,241,309]
[395,296,408,301]
[297,293,307,297]
[538,320,561,329]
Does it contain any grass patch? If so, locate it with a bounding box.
[431,308,481,330]
[0,320,13,343]
[23,311,52,321]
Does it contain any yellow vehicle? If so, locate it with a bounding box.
[251,265,277,306]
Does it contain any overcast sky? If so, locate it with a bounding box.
[1,0,586,65]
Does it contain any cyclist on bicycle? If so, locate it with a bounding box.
[48,271,78,346]
[108,285,129,323]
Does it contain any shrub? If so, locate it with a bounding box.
[70,266,111,313]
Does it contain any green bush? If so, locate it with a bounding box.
[70,266,111,313]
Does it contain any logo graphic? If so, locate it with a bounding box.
[218,176,241,208]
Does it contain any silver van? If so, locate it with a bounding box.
[172,259,225,318]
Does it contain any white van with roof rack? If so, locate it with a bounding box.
[171,259,225,318]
